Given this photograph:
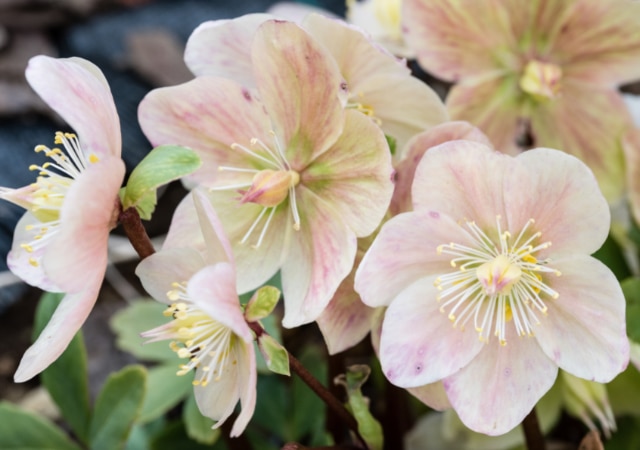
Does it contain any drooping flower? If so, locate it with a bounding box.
[139,19,394,327]
[0,56,125,382]
[403,0,640,201]
[183,12,446,156]
[137,190,256,437]
[355,140,629,434]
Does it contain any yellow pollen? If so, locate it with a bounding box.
[89,154,100,164]
[28,258,39,267]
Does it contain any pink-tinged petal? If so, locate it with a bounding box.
[535,256,629,383]
[316,246,378,355]
[191,190,234,265]
[407,382,451,411]
[402,0,520,82]
[42,157,124,293]
[446,76,523,155]
[392,121,492,215]
[444,327,558,435]
[355,210,472,307]
[229,341,257,436]
[552,0,640,86]
[280,187,357,327]
[26,56,121,158]
[411,141,507,230]
[268,2,340,22]
[184,14,274,85]
[529,84,629,202]
[7,212,60,292]
[194,359,240,429]
[623,128,640,224]
[138,77,272,188]
[207,190,290,295]
[163,191,204,251]
[350,73,448,152]
[504,148,610,257]
[251,20,346,167]
[302,110,394,237]
[303,13,447,149]
[136,247,206,304]
[188,264,252,342]
[14,275,103,382]
[380,276,484,387]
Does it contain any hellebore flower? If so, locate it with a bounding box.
[137,190,256,437]
[183,12,446,155]
[403,0,640,201]
[0,56,125,382]
[139,20,394,328]
[355,141,629,435]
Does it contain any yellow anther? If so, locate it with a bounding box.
[89,154,99,164]
[20,243,33,253]
[28,258,39,267]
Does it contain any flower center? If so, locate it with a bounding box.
[1,131,98,267]
[211,132,301,248]
[519,59,562,101]
[142,282,239,387]
[434,216,561,346]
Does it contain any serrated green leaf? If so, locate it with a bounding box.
[110,299,174,362]
[257,334,290,376]
[139,364,193,424]
[183,391,220,445]
[123,145,201,218]
[335,365,383,450]
[89,365,147,450]
[33,292,91,444]
[245,286,281,322]
[0,401,83,450]
[622,277,640,341]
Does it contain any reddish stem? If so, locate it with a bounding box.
[119,206,155,259]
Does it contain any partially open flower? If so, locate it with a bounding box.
[356,140,629,435]
[1,56,125,382]
[137,190,256,436]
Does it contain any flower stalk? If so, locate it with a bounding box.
[119,206,155,260]
[522,407,546,450]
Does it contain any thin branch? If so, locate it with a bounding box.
[522,406,546,450]
[118,206,155,260]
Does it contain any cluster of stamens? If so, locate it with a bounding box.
[434,216,561,345]
[211,131,301,249]
[347,92,381,125]
[144,282,238,387]
[9,132,97,267]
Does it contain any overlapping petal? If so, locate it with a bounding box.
[443,327,558,435]
[185,14,273,85]
[380,276,484,387]
[281,187,357,327]
[534,256,628,382]
[251,20,346,167]
[355,210,473,308]
[14,275,103,382]
[302,110,393,237]
[504,148,610,257]
[25,56,121,159]
[529,84,629,202]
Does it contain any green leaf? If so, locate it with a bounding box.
[139,364,193,424]
[335,365,383,450]
[257,334,290,376]
[89,365,147,450]
[0,402,83,450]
[244,286,281,322]
[622,277,640,342]
[33,292,92,444]
[150,421,228,450]
[385,134,397,156]
[593,234,631,281]
[183,391,220,445]
[110,299,174,362]
[123,145,201,219]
